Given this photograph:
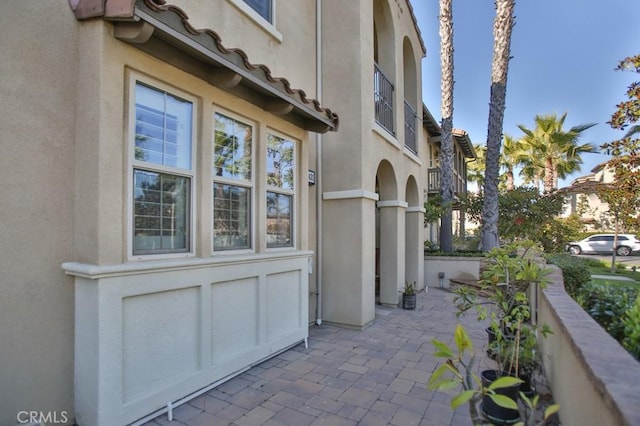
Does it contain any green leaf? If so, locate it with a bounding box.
[488,376,523,390]
[428,364,450,389]
[454,324,473,353]
[544,404,560,419]
[435,378,460,391]
[451,390,476,410]
[488,393,519,410]
[432,339,454,358]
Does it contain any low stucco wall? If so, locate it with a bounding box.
[538,266,640,426]
[424,255,484,289]
[64,253,310,426]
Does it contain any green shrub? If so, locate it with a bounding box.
[623,295,640,361]
[575,283,639,343]
[545,253,591,297]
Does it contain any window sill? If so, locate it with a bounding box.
[372,121,399,149]
[63,251,314,279]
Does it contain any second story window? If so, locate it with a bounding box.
[243,0,272,23]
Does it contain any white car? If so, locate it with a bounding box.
[566,234,640,256]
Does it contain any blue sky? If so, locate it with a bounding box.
[411,0,640,186]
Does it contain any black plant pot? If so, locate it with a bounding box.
[480,370,520,425]
[402,294,416,309]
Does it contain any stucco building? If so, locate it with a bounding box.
[560,162,616,231]
[0,0,457,424]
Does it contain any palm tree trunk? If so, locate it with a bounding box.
[544,157,555,193]
[481,0,515,252]
[439,0,455,253]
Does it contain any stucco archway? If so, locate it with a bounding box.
[405,175,424,292]
[375,160,404,307]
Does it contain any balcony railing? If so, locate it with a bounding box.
[427,167,468,199]
[374,63,394,135]
[427,168,440,193]
[404,100,417,154]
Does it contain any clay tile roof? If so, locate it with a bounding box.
[70,0,339,133]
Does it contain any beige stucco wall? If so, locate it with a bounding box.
[1,0,430,421]
[0,2,78,423]
[538,267,640,426]
[320,0,427,327]
[1,0,319,423]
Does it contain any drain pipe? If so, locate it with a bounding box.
[315,0,323,325]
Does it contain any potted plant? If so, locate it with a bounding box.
[401,281,416,310]
[453,241,550,348]
[444,241,556,423]
[428,324,560,425]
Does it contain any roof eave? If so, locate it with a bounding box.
[71,0,339,133]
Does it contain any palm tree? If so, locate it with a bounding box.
[501,134,526,190]
[517,113,596,193]
[481,0,515,252]
[438,0,455,253]
[467,143,486,191]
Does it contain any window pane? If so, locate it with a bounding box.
[135,83,193,169]
[133,169,189,254]
[266,191,292,248]
[243,0,271,21]
[213,183,251,250]
[266,134,294,190]
[214,113,252,180]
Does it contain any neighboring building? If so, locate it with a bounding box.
[0,0,442,425]
[559,162,615,231]
[422,111,477,244]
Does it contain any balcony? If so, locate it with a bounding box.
[374,63,394,135]
[404,100,417,154]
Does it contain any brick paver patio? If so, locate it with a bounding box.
[144,287,497,426]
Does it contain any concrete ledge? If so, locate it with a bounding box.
[538,266,640,426]
[424,255,484,289]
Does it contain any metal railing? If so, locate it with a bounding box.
[427,168,440,193]
[374,63,394,135]
[404,100,417,154]
[428,167,467,197]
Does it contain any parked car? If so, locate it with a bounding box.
[566,234,640,256]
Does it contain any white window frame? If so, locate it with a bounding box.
[127,73,197,260]
[212,109,256,254]
[265,130,297,250]
[226,0,282,42]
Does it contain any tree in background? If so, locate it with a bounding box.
[464,187,565,249]
[500,134,527,190]
[599,54,640,272]
[467,143,486,190]
[438,0,455,253]
[517,113,596,193]
[480,0,515,252]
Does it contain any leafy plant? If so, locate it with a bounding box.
[428,324,559,426]
[545,253,591,298]
[622,295,640,360]
[402,281,415,296]
[574,283,638,342]
[428,324,522,424]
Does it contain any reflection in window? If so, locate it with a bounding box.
[214,113,252,180]
[266,191,291,248]
[133,170,189,254]
[213,183,250,250]
[266,134,294,190]
[213,113,253,251]
[135,83,192,169]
